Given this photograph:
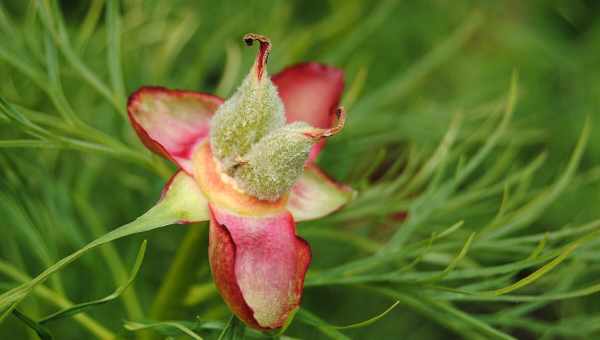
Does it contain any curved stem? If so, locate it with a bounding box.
[149,223,209,319]
[0,201,180,318]
[75,198,144,320]
[0,260,114,340]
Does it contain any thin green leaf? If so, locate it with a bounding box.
[443,280,600,302]
[12,310,53,340]
[422,232,476,283]
[352,11,482,113]
[106,0,126,109]
[76,0,104,51]
[217,316,245,340]
[0,207,173,316]
[485,116,591,239]
[125,320,203,340]
[39,241,147,324]
[491,230,600,296]
[276,307,299,336]
[0,140,61,148]
[332,300,400,330]
[36,1,122,113]
[426,299,516,340]
[526,233,548,260]
[296,309,350,340]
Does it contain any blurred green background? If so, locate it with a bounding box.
[2,0,600,339]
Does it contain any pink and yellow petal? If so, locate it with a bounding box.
[287,165,355,222]
[159,170,209,223]
[127,86,223,173]
[192,142,287,216]
[208,204,310,329]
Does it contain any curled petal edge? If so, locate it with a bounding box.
[128,86,223,173]
[288,164,355,222]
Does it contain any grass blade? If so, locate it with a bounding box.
[106,0,126,108]
[125,320,204,339]
[12,310,53,340]
[217,316,245,340]
[39,241,147,324]
[332,301,400,330]
[296,309,350,340]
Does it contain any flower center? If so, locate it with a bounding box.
[208,33,346,202]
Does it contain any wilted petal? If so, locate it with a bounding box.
[288,165,355,222]
[160,170,209,223]
[272,63,344,161]
[128,86,223,173]
[208,204,310,329]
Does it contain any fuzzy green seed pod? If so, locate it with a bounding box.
[210,34,285,170]
[232,122,314,201]
[233,108,346,201]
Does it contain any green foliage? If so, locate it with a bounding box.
[217,316,246,340]
[1,0,600,339]
[37,241,146,325]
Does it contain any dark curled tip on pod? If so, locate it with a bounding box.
[243,33,272,80]
[304,106,347,141]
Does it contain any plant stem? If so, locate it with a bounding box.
[75,198,144,320]
[148,223,209,324]
[0,260,114,340]
[0,201,178,316]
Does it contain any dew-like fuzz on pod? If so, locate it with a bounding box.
[233,108,346,201]
[233,122,315,201]
[210,34,285,171]
[211,32,347,201]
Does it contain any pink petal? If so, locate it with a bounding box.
[127,86,223,173]
[208,204,311,329]
[272,63,344,162]
[288,165,355,222]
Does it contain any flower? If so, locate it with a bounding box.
[127,33,354,330]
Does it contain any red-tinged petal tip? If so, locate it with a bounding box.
[288,164,355,222]
[272,63,344,128]
[127,86,223,173]
[192,142,288,216]
[272,63,344,161]
[208,205,311,329]
[243,33,271,81]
